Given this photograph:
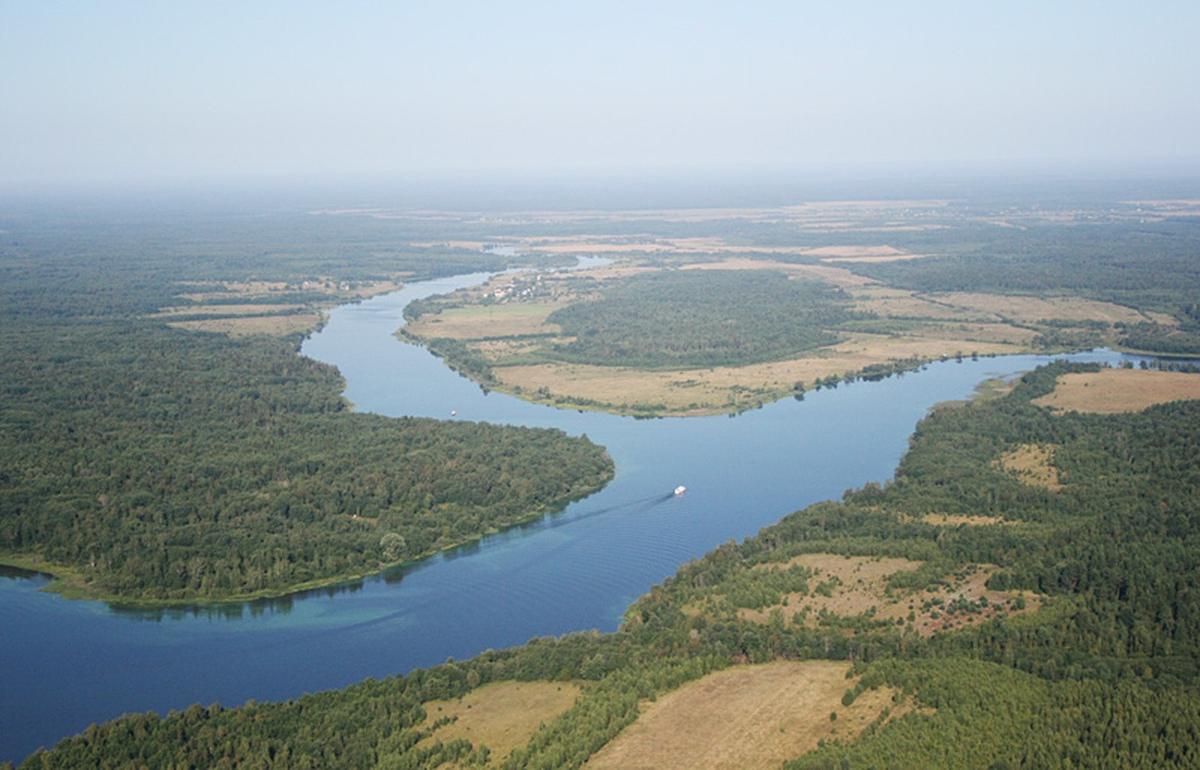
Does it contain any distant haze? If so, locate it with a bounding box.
[2,1,1199,191]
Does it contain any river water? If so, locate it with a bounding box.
[0,267,1136,763]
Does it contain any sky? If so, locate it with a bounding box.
[2,1,1199,190]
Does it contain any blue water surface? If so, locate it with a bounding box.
[0,268,1137,763]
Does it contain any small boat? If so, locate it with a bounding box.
[674,485,687,496]
[450,410,458,417]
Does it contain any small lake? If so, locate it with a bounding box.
[0,266,1142,763]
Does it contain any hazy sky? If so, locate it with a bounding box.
[2,1,1198,188]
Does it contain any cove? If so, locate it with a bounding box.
[0,268,1136,764]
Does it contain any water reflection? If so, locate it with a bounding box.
[0,564,50,583]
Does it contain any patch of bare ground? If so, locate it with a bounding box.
[167,313,323,337]
[1033,368,1200,414]
[420,681,581,766]
[585,661,902,770]
[737,555,1037,637]
[921,513,1010,527]
[997,444,1063,491]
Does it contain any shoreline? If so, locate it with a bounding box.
[0,469,612,610]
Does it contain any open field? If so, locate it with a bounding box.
[420,681,581,765]
[586,661,902,770]
[167,313,323,337]
[163,278,403,338]
[152,303,308,317]
[927,292,1153,325]
[405,257,1168,416]
[493,332,1024,415]
[851,288,982,320]
[407,301,565,339]
[997,443,1063,490]
[921,513,1010,527]
[680,258,877,288]
[176,278,401,303]
[734,554,1037,637]
[1033,368,1200,414]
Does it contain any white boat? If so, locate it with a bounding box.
[673,485,687,496]
[450,410,458,417]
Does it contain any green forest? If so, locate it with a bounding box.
[22,361,1200,768]
[0,213,612,602]
[546,270,859,367]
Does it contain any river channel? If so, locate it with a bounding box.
[0,266,1136,763]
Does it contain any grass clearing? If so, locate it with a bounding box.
[586,661,900,770]
[1034,368,1200,414]
[407,301,565,339]
[167,313,322,337]
[736,555,1037,637]
[681,258,877,288]
[420,680,581,765]
[922,513,1010,527]
[997,443,1063,490]
[493,333,1023,415]
[928,292,1150,325]
[152,303,308,317]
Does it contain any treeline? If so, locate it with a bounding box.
[546,270,861,368]
[0,212,612,601]
[23,360,1200,768]
[846,219,1200,355]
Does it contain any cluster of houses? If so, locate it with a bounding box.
[490,274,547,302]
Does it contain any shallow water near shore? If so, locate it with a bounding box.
[0,267,1140,763]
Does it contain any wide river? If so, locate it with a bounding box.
[1,267,1136,763]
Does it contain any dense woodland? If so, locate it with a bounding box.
[546,270,859,367]
[0,212,611,601]
[22,361,1200,768]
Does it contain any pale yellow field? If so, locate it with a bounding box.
[1033,368,1200,414]
[681,258,877,288]
[176,278,401,304]
[167,313,322,337]
[493,332,1024,415]
[997,444,1063,490]
[409,240,488,250]
[904,322,1040,346]
[153,303,307,318]
[585,662,900,770]
[407,302,565,339]
[929,292,1149,325]
[851,288,994,320]
[735,555,1037,637]
[803,245,907,258]
[420,681,581,764]
[921,513,1009,527]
